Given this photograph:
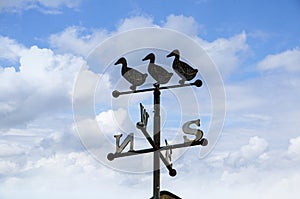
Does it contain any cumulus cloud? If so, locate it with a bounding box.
[0,44,84,128]
[49,16,155,57]
[49,26,109,57]
[224,66,300,145]
[0,142,27,157]
[0,135,299,199]
[96,108,128,134]
[288,136,300,158]
[49,16,157,57]
[72,64,101,105]
[1,14,300,199]
[257,48,300,72]
[225,84,264,113]
[0,150,151,199]
[0,0,81,13]
[0,160,18,176]
[49,14,248,75]
[198,32,249,77]
[117,16,157,32]
[178,135,300,198]
[225,136,268,167]
[38,130,82,153]
[163,14,201,36]
[0,36,26,62]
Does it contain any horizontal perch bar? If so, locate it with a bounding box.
[112,79,202,98]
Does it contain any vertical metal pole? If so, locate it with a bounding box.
[153,84,161,199]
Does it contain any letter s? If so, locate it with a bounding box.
[182,119,203,143]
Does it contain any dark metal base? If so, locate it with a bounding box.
[150,190,182,199]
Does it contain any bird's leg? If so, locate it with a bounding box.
[130,85,136,91]
[179,79,185,85]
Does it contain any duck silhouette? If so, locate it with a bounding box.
[142,53,173,84]
[166,49,198,84]
[114,57,148,90]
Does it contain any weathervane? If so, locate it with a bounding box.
[108,49,208,199]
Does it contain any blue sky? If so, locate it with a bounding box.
[0,0,300,199]
[2,0,300,51]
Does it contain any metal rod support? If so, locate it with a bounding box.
[153,84,161,199]
[112,79,202,98]
[107,138,208,160]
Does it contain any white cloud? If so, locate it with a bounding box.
[257,48,300,72]
[72,64,101,105]
[0,160,18,176]
[38,130,81,153]
[0,0,81,13]
[96,108,128,134]
[1,14,300,198]
[0,142,27,157]
[225,136,268,167]
[163,14,201,36]
[117,16,156,32]
[223,69,300,147]
[49,15,248,79]
[198,32,249,77]
[36,0,80,9]
[178,135,300,199]
[0,44,84,128]
[1,135,299,199]
[50,26,109,57]
[225,83,263,113]
[0,36,26,62]
[288,136,300,158]
[0,151,149,199]
[49,16,157,57]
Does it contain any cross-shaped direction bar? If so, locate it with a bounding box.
[107,137,208,159]
[108,79,205,199]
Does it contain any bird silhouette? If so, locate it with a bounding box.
[114,57,148,90]
[142,53,173,84]
[166,49,198,84]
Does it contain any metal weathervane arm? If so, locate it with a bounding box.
[112,79,203,98]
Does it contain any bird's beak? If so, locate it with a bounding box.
[142,55,149,61]
[114,60,120,65]
[166,52,173,58]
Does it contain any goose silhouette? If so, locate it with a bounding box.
[166,49,198,84]
[142,53,173,84]
[115,57,147,90]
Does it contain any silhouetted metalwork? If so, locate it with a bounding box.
[150,190,182,199]
[164,139,172,167]
[182,119,203,143]
[107,136,208,160]
[167,49,198,84]
[109,51,207,199]
[143,53,173,84]
[115,57,148,90]
[112,79,202,98]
